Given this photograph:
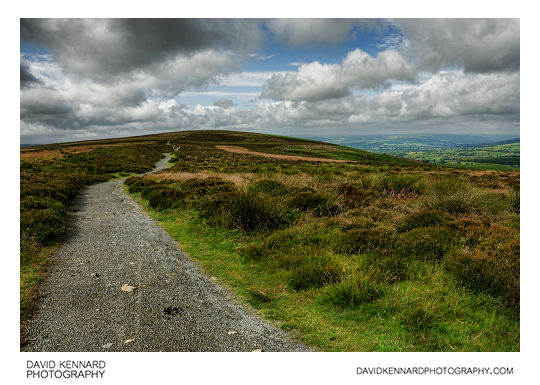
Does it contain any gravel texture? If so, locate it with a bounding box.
[22,155,311,352]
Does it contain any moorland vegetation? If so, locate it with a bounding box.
[126,131,520,351]
[20,130,519,351]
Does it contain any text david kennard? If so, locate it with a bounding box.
[27,360,106,379]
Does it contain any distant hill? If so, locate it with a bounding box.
[301,133,519,153]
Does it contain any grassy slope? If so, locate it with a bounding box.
[20,130,520,351]
[125,130,520,351]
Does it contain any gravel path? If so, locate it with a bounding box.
[22,155,311,352]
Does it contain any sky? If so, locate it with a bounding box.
[19,18,520,144]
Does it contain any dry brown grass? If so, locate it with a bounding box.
[216,145,353,163]
[147,171,254,186]
[21,141,159,158]
[298,144,339,151]
[63,141,157,153]
[20,150,64,160]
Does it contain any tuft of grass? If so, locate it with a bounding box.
[363,253,411,283]
[396,226,459,262]
[288,256,343,290]
[399,302,439,333]
[376,174,425,195]
[201,190,291,232]
[424,178,500,215]
[239,224,332,270]
[321,269,386,308]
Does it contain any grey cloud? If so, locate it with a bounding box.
[395,19,520,73]
[212,99,234,108]
[20,50,237,130]
[19,19,519,144]
[21,19,262,78]
[267,19,356,46]
[266,19,379,47]
[20,62,40,88]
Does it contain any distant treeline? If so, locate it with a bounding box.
[471,156,520,166]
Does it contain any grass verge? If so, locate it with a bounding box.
[129,190,519,351]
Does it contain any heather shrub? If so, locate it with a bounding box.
[20,232,41,263]
[21,184,69,204]
[336,182,373,209]
[287,191,328,211]
[20,209,65,242]
[125,176,157,193]
[147,186,187,210]
[444,227,519,308]
[248,179,289,195]
[333,226,396,255]
[462,224,519,249]
[397,209,454,233]
[181,178,235,198]
[509,186,520,214]
[20,196,66,217]
[140,184,169,200]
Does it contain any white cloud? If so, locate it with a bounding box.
[215,71,294,88]
[261,48,416,101]
[158,99,177,114]
[249,53,276,61]
[21,67,519,143]
[349,70,519,123]
[20,19,520,143]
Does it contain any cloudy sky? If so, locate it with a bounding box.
[20,18,520,144]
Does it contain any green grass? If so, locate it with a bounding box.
[21,129,519,351]
[131,192,519,351]
[401,141,520,171]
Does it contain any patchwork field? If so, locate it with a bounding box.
[21,130,520,351]
[308,134,520,171]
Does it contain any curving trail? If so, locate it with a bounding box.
[22,155,310,352]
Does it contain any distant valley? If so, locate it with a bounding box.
[302,134,520,171]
